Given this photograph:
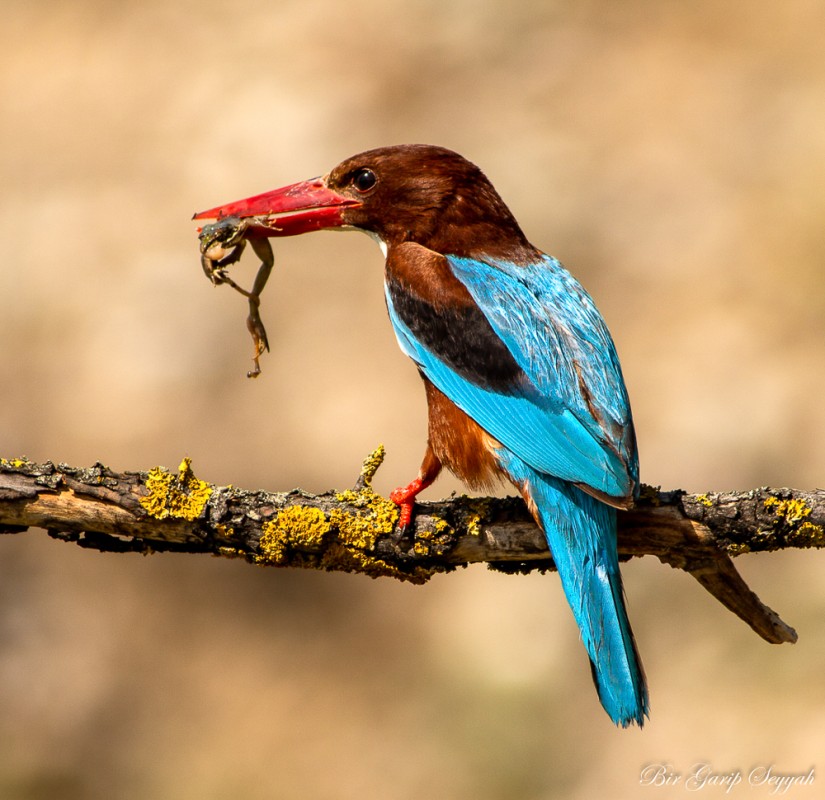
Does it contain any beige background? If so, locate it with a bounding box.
[2,1,824,798]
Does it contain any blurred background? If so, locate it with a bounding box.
[2,1,825,797]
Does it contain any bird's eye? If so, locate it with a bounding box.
[352,168,377,193]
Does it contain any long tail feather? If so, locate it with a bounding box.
[503,455,648,726]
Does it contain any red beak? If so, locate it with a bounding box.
[192,178,361,236]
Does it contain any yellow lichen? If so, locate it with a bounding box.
[330,490,398,553]
[764,496,812,524]
[456,496,494,538]
[279,506,329,549]
[256,506,331,566]
[332,444,400,555]
[257,520,287,565]
[214,523,234,539]
[427,517,456,556]
[139,457,213,521]
[252,446,437,583]
[793,521,825,545]
[1,457,29,468]
[763,495,825,548]
[329,448,440,580]
[358,443,386,485]
[251,445,400,573]
[696,493,713,508]
[314,491,401,576]
[433,518,452,535]
[413,540,430,556]
[465,513,482,537]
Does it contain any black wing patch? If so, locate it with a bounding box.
[386,276,526,393]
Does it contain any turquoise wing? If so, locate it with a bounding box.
[385,253,637,500]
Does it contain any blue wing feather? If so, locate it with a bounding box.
[385,253,637,499]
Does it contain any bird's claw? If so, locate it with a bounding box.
[389,480,425,545]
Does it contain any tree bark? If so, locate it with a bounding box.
[2,450,821,647]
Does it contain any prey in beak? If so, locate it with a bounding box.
[194,177,361,378]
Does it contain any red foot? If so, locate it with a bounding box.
[390,477,428,531]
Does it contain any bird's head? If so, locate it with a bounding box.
[194,144,535,260]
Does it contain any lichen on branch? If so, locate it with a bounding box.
[1,450,822,645]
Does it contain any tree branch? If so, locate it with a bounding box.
[2,449,822,647]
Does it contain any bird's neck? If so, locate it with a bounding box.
[419,217,541,264]
[377,201,541,264]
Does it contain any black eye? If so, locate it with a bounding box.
[352,168,377,193]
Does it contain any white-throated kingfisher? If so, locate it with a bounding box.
[194,144,649,727]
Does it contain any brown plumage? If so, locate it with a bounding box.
[422,379,505,491]
[325,145,540,262]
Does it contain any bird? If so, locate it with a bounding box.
[194,144,649,727]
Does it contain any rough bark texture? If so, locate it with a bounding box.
[2,451,822,647]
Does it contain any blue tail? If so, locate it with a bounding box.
[503,456,648,727]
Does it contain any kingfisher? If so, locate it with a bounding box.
[194,144,649,727]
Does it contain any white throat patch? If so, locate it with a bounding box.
[330,226,388,259]
[364,230,388,259]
